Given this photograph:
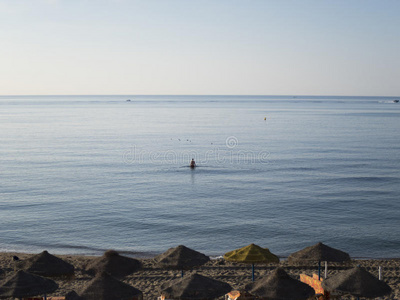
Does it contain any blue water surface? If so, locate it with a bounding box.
[0,95,399,258]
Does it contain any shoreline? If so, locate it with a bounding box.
[1,251,399,299]
[1,249,400,261]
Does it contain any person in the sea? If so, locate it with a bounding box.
[190,158,196,168]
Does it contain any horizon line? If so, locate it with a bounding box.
[0,94,399,98]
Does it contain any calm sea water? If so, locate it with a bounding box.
[1,95,399,259]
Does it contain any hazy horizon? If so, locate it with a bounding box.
[1,94,400,97]
[1,0,399,96]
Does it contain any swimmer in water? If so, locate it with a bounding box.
[190,158,196,168]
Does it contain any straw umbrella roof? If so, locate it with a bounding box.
[154,245,210,269]
[245,268,315,300]
[0,270,58,299]
[78,271,142,300]
[321,266,392,298]
[65,291,83,300]
[86,250,142,277]
[160,273,232,300]
[224,243,279,264]
[287,242,351,263]
[17,250,75,277]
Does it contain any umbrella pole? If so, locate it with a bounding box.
[318,260,321,280]
[252,263,255,282]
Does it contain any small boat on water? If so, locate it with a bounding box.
[393,100,399,103]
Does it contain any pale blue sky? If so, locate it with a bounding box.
[1,0,399,95]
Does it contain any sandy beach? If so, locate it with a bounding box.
[0,251,399,299]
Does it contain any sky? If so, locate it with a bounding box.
[0,0,399,96]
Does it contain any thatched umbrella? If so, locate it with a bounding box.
[65,291,83,300]
[154,245,210,276]
[160,273,232,300]
[245,268,315,300]
[86,250,142,277]
[287,242,351,279]
[0,270,58,299]
[78,271,142,300]
[17,250,75,277]
[224,243,279,281]
[321,266,392,299]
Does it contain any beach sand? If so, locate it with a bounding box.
[0,252,399,299]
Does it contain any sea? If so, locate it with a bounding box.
[1,95,399,259]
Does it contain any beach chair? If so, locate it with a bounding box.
[22,297,65,300]
[225,290,255,300]
[300,274,330,300]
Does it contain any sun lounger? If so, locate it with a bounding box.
[300,274,330,300]
[23,297,65,300]
[225,290,255,300]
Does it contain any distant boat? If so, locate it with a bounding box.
[126,99,131,102]
[393,100,399,103]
